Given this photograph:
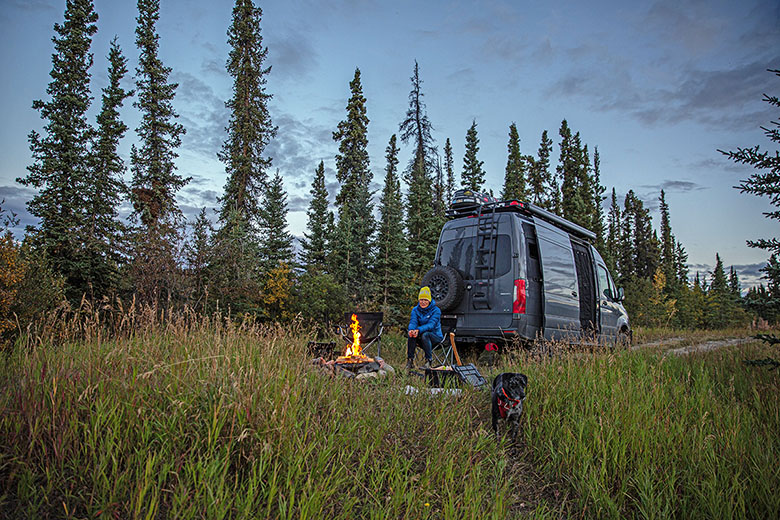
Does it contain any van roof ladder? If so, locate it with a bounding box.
[473,203,497,309]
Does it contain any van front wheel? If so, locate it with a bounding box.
[421,266,465,311]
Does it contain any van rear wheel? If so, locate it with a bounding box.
[421,266,465,311]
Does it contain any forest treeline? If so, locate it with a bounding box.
[2,0,774,339]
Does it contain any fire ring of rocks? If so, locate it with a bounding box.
[311,357,395,380]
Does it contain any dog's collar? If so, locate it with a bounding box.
[497,387,523,418]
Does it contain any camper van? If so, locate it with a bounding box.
[421,191,630,348]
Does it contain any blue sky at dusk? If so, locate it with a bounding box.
[1,0,778,288]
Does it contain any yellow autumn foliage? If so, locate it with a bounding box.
[0,232,24,335]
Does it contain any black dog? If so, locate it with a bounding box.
[491,372,528,441]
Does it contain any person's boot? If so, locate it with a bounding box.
[422,360,431,370]
[405,359,414,370]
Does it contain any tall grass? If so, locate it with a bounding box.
[509,341,780,518]
[2,307,778,518]
[1,313,517,519]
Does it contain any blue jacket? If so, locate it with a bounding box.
[408,300,443,341]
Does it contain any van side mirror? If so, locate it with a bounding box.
[617,287,624,302]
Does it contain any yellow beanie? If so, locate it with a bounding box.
[418,286,432,301]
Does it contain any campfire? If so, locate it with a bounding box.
[335,314,374,364]
[311,313,394,379]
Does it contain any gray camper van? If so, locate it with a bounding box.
[421,193,630,348]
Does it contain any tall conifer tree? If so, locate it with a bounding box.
[130,0,188,302]
[461,120,485,191]
[19,0,98,299]
[444,137,456,202]
[400,62,438,272]
[332,68,375,300]
[261,171,293,267]
[85,37,132,297]
[299,161,330,272]
[376,135,410,318]
[527,130,553,208]
[591,147,607,251]
[217,0,275,228]
[501,122,526,200]
[130,0,187,229]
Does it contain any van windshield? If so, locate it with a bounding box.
[438,235,511,280]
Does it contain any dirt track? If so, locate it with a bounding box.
[632,336,756,356]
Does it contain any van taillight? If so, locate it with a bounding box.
[513,279,526,314]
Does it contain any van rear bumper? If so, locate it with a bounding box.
[452,320,537,344]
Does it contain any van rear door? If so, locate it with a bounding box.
[534,220,580,341]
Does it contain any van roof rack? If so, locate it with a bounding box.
[445,199,597,241]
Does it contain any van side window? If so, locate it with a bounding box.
[597,265,611,299]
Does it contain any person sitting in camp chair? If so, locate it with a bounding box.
[406,286,444,370]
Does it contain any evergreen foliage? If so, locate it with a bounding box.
[591,147,607,252]
[299,161,330,272]
[461,120,485,191]
[129,0,188,303]
[260,171,294,268]
[444,137,456,202]
[130,0,188,229]
[501,123,527,200]
[86,37,132,298]
[19,0,98,300]
[605,188,621,275]
[184,208,212,311]
[217,0,275,228]
[721,68,780,320]
[527,130,554,208]
[375,135,411,324]
[332,69,375,301]
[399,62,438,274]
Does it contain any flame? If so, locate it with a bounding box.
[336,313,373,363]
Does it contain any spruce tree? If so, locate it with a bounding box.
[501,122,526,200]
[299,161,330,272]
[184,208,212,310]
[85,37,132,297]
[605,188,621,275]
[130,0,188,229]
[444,137,456,202]
[376,135,410,322]
[558,120,588,225]
[332,68,375,300]
[217,0,275,227]
[527,130,553,208]
[19,0,98,299]
[399,61,438,177]
[399,62,438,273]
[658,190,678,294]
[461,120,485,191]
[129,0,188,303]
[261,171,293,268]
[721,68,780,318]
[591,147,607,251]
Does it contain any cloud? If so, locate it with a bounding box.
[172,71,229,159]
[0,185,39,237]
[5,0,56,13]
[640,180,708,194]
[266,30,318,82]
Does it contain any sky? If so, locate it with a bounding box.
[1,0,778,289]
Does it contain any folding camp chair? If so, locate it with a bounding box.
[409,316,460,368]
[337,312,384,358]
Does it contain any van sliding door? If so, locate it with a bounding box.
[534,221,580,341]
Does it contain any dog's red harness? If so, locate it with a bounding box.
[497,387,522,419]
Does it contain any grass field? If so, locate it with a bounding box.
[1,317,778,518]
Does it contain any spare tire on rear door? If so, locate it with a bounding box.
[421,265,465,311]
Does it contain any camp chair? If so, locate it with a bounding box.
[431,316,459,367]
[337,312,384,358]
